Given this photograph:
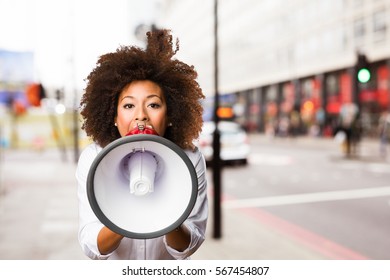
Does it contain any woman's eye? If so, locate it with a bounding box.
[148,103,161,109]
[123,104,134,109]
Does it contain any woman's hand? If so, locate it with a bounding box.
[165,225,191,252]
[97,227,124,255]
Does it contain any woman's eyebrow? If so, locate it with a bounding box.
[146,94,163,100]
[120,94,163,102]
[120,95,134,102]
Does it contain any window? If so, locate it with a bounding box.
[373,9,387,42]
[353,17,366,39]
[326,74,339,96]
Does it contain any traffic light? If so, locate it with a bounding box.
[357,68,371,83]
[26,83,46,107]
[356,54,371,84]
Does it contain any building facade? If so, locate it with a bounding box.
[157,0,390,137]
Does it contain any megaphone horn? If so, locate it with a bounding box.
[87,133,198,239]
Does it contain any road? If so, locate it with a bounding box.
[218,135,390,259]
[1,134,389,260]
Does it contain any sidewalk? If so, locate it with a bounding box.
[0,135,388,260]
[0,148,87,260]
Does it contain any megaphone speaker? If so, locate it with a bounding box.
[87,134,198,239]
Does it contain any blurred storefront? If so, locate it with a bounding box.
[232,60,389,137]
[201,59,390,138]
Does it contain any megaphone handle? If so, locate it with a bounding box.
[128,152,157,196]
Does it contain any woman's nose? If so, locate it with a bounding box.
[135,108,148,121]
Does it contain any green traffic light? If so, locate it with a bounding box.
[358,68,371,83]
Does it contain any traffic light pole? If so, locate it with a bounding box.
[351,65,359,110]
[387,58,390,112]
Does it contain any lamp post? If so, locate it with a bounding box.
[212,0,222,239]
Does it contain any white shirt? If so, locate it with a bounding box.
[76,142,208,260]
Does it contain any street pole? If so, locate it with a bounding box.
[73,92,79,163]
[70,0,79,164]
[212,0,222,239]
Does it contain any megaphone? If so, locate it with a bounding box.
[87,130,198,239]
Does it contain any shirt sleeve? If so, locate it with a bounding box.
[76,144,112,260]
[164,148,209,259]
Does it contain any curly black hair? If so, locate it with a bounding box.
[80,29,205,149]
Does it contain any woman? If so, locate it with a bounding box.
[76,29,208,260]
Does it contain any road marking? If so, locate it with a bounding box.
[220,192,368,259]
[240,207,368,260]
[367,163,390,174]
[249,153,293,166]
[224,186,390,208]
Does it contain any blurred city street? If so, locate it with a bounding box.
[1,0,390,269]
[1,133,389,260]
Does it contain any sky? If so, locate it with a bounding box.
[0,0,159,97]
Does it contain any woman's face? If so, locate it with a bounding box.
[115,80,168,137]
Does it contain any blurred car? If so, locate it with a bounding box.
[197,121,250,165]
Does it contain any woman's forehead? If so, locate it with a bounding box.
[119,80,165,99]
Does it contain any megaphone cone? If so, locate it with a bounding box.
[87,134,198,239]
